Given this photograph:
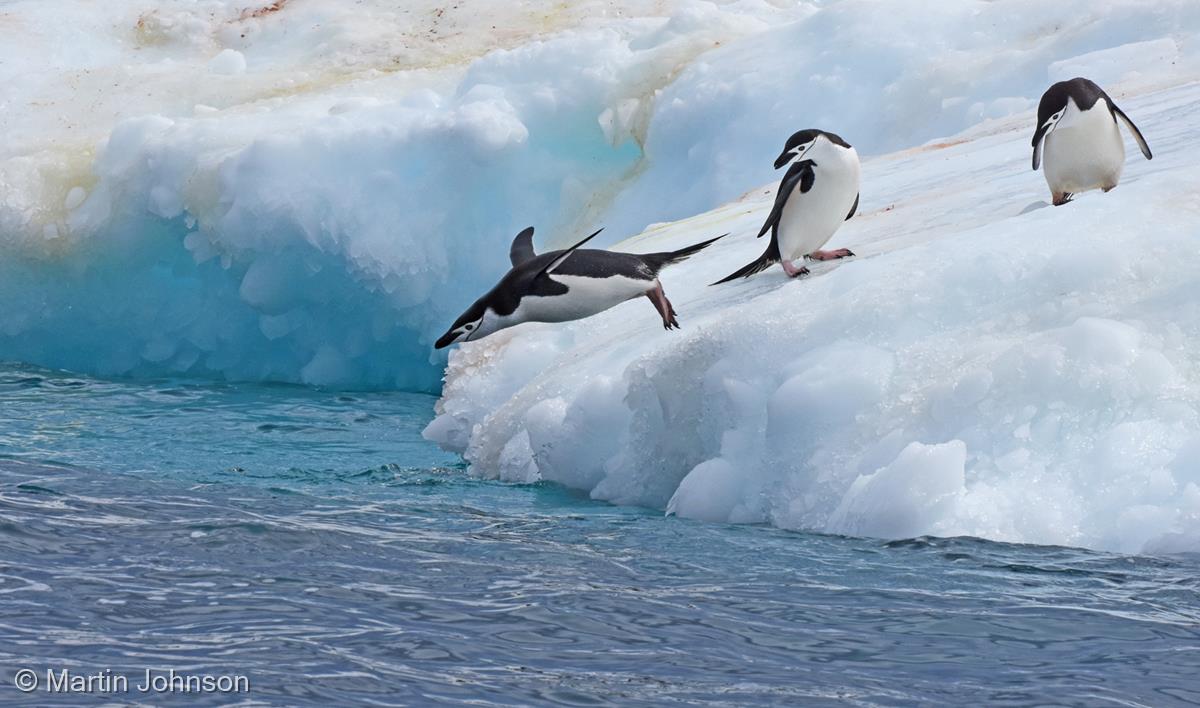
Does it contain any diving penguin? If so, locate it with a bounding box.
[434,226,724,348]
[1031,77,1153,206]
[714,129,860,284]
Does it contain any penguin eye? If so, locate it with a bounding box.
[465,324,474,330]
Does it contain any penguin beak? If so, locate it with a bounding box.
[434,329,460,349]
[773,150,797,170]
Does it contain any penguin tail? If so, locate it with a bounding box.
[711,248,778,285]
[642,233,726,273]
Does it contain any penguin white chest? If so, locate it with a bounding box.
[516,274,651,323]
[776,146,860,261]
[1043,104,1125,195]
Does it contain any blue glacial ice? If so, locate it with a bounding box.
[5,0,1197,388]
[0,0,795,388]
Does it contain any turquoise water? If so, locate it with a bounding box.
[1,364,1198,706]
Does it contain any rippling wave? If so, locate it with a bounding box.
[1,366,1198,705]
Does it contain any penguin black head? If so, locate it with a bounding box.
[1036,78,1106,134]
[434,298,489,349]
[774,129,851,169]
[1031,78,1107,169]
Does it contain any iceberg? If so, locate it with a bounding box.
[0,0,804,388]
[4,0,1198,388]
[427,73,1200,554]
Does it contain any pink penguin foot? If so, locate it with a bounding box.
[806,248,855,261]
[781,260,810,278]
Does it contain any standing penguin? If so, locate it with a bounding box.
[434,227,724,348]
[714,129,860,284]
[1031,77,1153,206]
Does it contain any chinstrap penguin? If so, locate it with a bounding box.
[714,128,860,284]
[1031,77,1152,206]
[434,226,724,348]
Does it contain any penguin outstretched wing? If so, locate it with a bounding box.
[757,159,817,241]
[1109,101,1153,160]
[536,228,604,278]
[510,227,537,266]
[710,237,779,285]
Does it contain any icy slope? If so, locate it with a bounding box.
[604,0,1200,237]
[0,0,806,388]
[4,1,1198,388]
[427,78,1200,554]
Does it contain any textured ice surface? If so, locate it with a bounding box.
[428,76,1200,554]
[0,0,801,388]
[4,1,1198,387]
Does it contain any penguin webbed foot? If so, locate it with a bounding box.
[806,248,855,261]
[781,260,810,278]
[646,283,681,331]
[1052,192,1074,206]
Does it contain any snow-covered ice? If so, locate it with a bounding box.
[427,75,1200,555]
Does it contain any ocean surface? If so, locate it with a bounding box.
[1,363,1198,706]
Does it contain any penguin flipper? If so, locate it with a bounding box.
[757,160,817,238]
[537,227,604,278]
[510,227,537,266]
[1111,103,1153,160]
[711,242,780,285]
[1031,115,1055,170]
[845,193,859,221]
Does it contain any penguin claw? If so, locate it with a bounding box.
[781,260,809,278]
[647,282,680,331]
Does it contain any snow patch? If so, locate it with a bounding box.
[208,49,247,75]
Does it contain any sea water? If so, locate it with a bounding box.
[1,364,1198,706]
